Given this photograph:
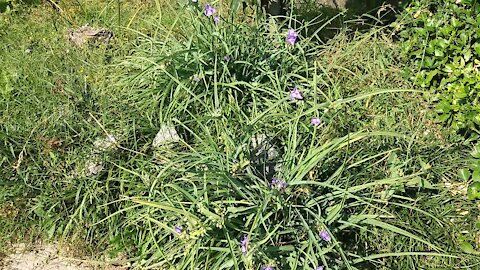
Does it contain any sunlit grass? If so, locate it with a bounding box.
[0,1,479,269]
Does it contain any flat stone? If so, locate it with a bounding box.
[153,125,180,147]
[93,135,117,152]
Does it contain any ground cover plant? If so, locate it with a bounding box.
[395,0,480,134]
[1,0,480,269]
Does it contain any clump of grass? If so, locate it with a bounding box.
[0,0,170,254]
[102,2,474,269]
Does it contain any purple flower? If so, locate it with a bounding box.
[262,267,274,270]
[214,16,221,23]
[224,55,230,62]
[290,87,303,101]
[315,266,324,270]
[286,29,298,46]
[175,226,183,234]
[270,177,288,190]
[311,117,321,127]
[193,75,201,82]
[271,178,278,186]
[319,230,331,242]
[240,235,248,254]
[205,3,216,16]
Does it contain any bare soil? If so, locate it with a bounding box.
[1,244,89,270]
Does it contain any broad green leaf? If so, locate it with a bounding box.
[471,144,480,158]
[458,168,471,181]
[474,43,480,55]
[459,242,476,254]
[472,168,480,182]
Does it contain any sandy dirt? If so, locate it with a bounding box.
[0,244,90,270]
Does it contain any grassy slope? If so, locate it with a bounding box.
[0,1,479,269]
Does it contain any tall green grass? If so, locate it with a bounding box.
[1,1,478,269]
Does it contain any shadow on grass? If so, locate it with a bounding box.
[0,0,40,13]
[293,0,411,40]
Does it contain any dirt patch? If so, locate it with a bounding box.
[0,244,90,270]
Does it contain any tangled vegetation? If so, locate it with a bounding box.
[1,0,480,269]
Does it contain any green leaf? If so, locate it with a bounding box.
[474,43,480,56]
[467,182,480,200]
[229,0,242,13]
[459,242,476,254]
[425,70,438,84]
[437,113,451,122]
[451,17,463,28]
[435,100,451,114]
[437,38,449,49]
[434,48,445,58]
[47,223,56,239]
[471,144,480,158]
[473,168,480,182]
[443,63,455,73]
[458,168,471,181]
[459,32,468,45]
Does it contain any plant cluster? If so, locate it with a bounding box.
[105,2,469,269]
[395,0,480,134]
[1,1,478,269]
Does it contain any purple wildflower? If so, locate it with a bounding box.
[214,16,221,23]
[240,235,248,255]
[271,178,278,186]
[315,266,324,270]
[175,226,183,234]
[286,29,298,46]
[193,75,201,82]
[290,87,303,101]
[224,55,230,62]
[262,267,274,270]
[270,177,288,190]
[319,230,331,242]
[205,3,216,16]
[311,117,321,127]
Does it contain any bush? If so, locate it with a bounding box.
[395,0,480,134]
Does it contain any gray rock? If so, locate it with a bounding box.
[251,134,282,178]
[66,25,113,47]
[84,155,104,177]
[93,134,117,152]
[153,125,180,147]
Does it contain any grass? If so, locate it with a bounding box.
[1,1,479,269]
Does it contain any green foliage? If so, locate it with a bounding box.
[106,2,473,269]
[1,1,479,269]
[395,0,480,134]
[467,182,480,200]
[459,144,480,199]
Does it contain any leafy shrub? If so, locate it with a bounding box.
[395,0,480,134]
